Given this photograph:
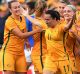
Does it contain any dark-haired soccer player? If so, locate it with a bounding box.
[43,9,73,74]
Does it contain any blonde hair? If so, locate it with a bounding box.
[67,5,76,12]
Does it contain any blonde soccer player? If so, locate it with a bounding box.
[21,1,48,74]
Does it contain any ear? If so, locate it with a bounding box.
[57,20,60,22]
[54,18,57,20]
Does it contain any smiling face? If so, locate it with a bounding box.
[10,2,21,16]
[63,6,75,21]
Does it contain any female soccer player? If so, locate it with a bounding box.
[21,1,48,74]
[0,1,42,74]
[65,5,80,74]
[43,9,75,74]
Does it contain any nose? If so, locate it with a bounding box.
[16,6,20,11]
[64,10,69,15]
[61,7,63,10]
[17,8,20,11]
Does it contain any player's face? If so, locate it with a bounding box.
[58,3,66,17]
[63,6,75,21]
[10,2,21,16]
[44,14,58,27]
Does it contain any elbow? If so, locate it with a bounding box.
[64,26,69,32]
[64,27,67,32]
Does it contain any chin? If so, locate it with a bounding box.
[16,13,21,16]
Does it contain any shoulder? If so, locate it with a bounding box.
[6,16,14,23]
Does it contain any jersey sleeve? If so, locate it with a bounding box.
[5,17,17,31]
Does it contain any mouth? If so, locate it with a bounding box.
[15,10,20,13]
[64,14,70,18]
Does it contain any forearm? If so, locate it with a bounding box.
[12,28,40,39]
[20,30,39,39]
[64,18,74,32]
[64,22,73,32]
[25,14,41,27]
[21,7,41,27]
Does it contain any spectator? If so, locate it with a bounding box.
[0,3,11,49]
[68,0,77,6]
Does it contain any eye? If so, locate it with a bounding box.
[62,7,65,9]
[67,10,71,13]
[64,10,71,13]
[59,6,61,8]
[14,7,17,9]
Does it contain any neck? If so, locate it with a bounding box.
[49,26,55,28]
[12,14,20,21]
[60,16,64,20]
[61,15,64,18]
[49,24,55,28]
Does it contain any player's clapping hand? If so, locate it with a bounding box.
[20,6,28,16]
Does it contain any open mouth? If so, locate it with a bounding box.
[64,14,70,17]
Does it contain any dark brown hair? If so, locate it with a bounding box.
[35,2,47,17]
[8,0,18,9]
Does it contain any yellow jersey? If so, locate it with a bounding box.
[45,22,68,61]
[2,15,26,55]
[31,18,48,56]
[69,21,80,56]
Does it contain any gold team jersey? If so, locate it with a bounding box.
[45,22,68,61]
[68,21,80,71]
[69,21,80,56]
[2,15,26,55]
[31,18,48,56]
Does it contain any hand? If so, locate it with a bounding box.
[20,7,28,16]
[25,41,30,49]
[64,15,75,31]
[69,15,75,24]
[36,27,43,33]
[68,14,76,25]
